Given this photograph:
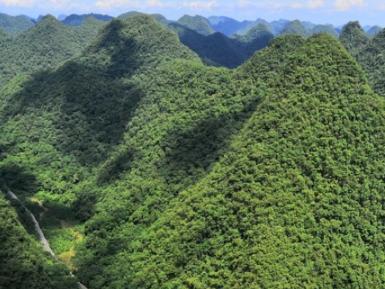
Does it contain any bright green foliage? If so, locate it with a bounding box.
[0,195,78,289]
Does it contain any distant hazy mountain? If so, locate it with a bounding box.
[311,24,339,37]
[208,16,247,36]
[269,19,291,35]
[280,20,308,37]
[208,16,272,36]
[367,25,382,37]
[0,13,34,34]
[62,13,113,26]
[177,15,215,35]
[208,17,337,38]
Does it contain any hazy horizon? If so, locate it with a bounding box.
[0,0,384,26]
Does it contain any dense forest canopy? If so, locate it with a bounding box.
[1,10,385,289]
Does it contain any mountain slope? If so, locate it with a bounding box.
[77,34,385,288]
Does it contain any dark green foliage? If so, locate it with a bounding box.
[177,15,215,36]
[0,195,78,289]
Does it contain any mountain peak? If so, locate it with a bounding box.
[90,14,197,69]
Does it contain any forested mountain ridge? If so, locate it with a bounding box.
[0,14,107,85]
[2,10,385,289]
[67,32,385,288]
[0,13,34,35]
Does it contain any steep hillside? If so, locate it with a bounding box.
[2,10,385,289]
[0,14,198,206]
[68,32,385,288]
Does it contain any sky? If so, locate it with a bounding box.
[0,0,384,26]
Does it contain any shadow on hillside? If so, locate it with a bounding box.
[159,97,261,193]
[96,148,136,185]
[0,163,38,196]
[2,21,146,165]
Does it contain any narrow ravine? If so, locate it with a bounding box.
[6,190,88,289]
